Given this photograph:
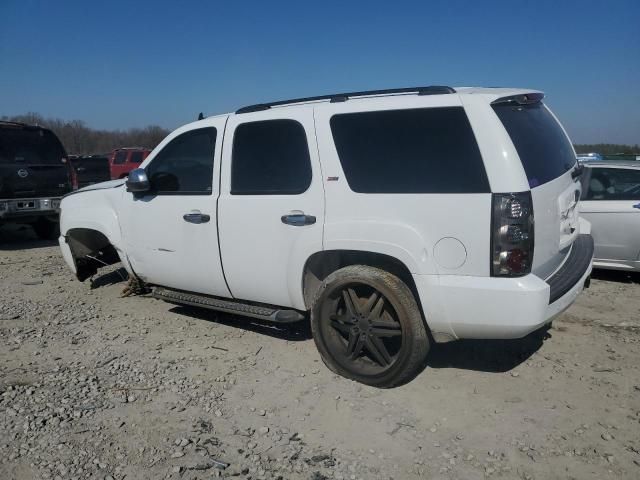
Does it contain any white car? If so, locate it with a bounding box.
[58,86,593,387]
[577,152,603,162]
[579,161,640,271]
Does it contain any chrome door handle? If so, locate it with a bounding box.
[183,212,210,224]
[281,211,316,226]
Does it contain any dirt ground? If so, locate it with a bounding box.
[1,224,639,480]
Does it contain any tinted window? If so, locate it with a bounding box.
[0,127,66,165]
[584,167,640,201]
[129,151,144,163]
[145,128,216,195]
[231,120,312,195]
[330,107,489,194]
[493,102,576,188]
[113,151,127,164]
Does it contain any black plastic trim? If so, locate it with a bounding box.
[153,287,305,323]
[491,92,544,106]
[236,86,456,114]
[546,234,594,304]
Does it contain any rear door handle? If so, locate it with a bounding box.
[281,211,316,226]
[633,203,640,209]
[183,211,210,224]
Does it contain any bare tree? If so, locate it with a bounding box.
[1,113,170,155]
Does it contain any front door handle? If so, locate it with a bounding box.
[633,203,640,210]
[281,211,316,226]
[183,211,210,224]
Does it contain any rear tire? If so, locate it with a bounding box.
[310,265,429,388]
[32,218,59,241]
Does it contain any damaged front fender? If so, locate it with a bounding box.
[63,228,122,281]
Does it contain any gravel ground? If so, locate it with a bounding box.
[1,224,639,480]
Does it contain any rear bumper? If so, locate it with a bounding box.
[0,197,61,221]
[547,235,594,303]
[414,234,594,342]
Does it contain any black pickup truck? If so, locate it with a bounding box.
[68,154,111,189]
[0,121,72,239]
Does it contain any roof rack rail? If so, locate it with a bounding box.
[0,120,29,127]
[0,120,46,129]
[235,85,456,114]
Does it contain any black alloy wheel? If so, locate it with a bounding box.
[311,265,430,388]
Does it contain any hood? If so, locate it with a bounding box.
[65,178,125,198]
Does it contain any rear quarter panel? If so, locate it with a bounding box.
[314,95,492,276]
[465,97,582,280]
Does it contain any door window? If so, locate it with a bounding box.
[129,151,144,163]
[583,167,640,201]
[231,119,312,195]
[145,127,217,195]
[113,151,128,164]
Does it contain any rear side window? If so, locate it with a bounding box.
[129,151,143,163]
[113,151,127,164]
[492,102,576,188]
[330,107,490,194]
[583,167,640,201]
[231,119,312,195]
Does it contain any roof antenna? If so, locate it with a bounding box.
[197,112,204,120]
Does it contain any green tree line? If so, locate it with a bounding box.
[574,144,640,155]
[1,113,170,155]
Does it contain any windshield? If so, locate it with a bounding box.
[492,102,576,188]
[0,127,67,165]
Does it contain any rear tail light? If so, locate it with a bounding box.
[491,192,534,276]
[69,164,78,190]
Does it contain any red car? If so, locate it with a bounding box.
[108,147,151,179]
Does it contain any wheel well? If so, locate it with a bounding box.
[66,228,120,281]
[302,250,421,310]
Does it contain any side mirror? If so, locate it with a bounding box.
[126,168,150,193]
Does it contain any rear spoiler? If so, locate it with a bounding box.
[491,92,544,106]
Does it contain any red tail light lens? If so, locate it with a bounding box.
[491,192,534,276]
[69,164,78,190]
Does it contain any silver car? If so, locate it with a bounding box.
[579,161,640,271]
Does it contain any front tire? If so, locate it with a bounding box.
[310,265,429,388]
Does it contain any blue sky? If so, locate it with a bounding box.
[1,0,639,144]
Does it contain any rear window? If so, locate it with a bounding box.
[330,107,490,194]
[492,102,576,188]
[0,127,66,165]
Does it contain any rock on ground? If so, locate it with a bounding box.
[1,224,640,479]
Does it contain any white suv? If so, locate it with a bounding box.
[58,86,593,387]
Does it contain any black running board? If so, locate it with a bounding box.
[153,287,305,323]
